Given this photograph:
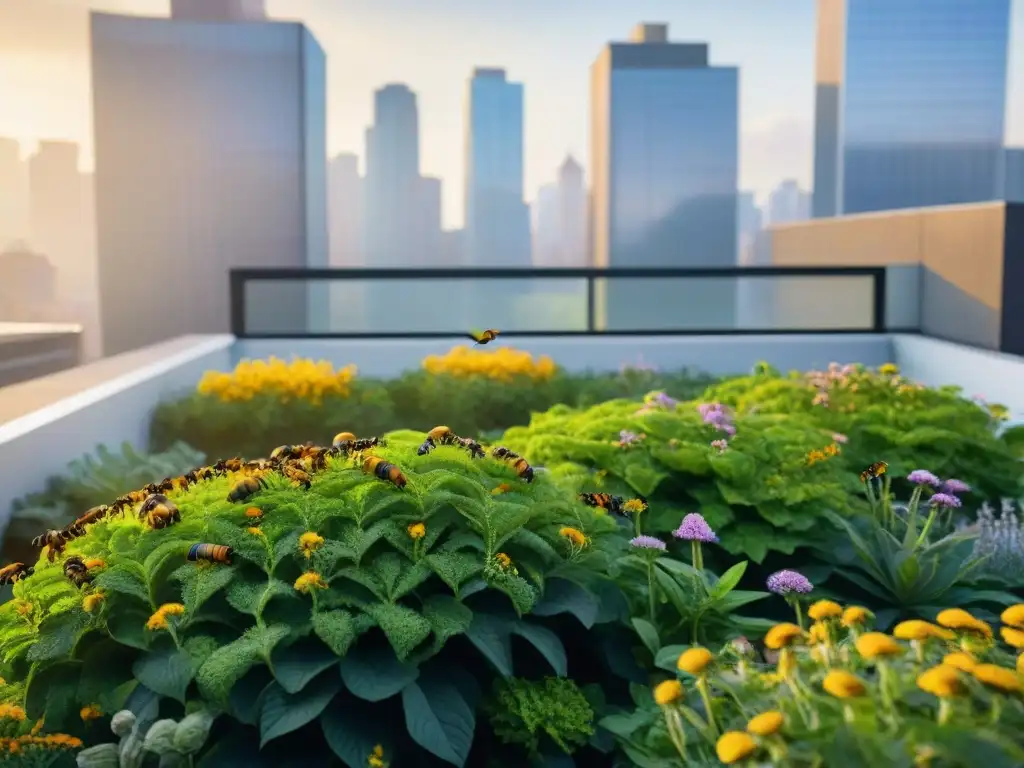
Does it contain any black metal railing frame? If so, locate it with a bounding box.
[229,266,887,339]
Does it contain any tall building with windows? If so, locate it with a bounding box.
[91,12,327,353]
[590,23,739,329]
[812,0,1011,218]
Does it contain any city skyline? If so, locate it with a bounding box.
[9,0,1024,229]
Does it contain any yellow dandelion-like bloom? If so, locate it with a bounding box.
[677,647,714,676]
[808,600,842,621]
[247,527,265,537]
[495,552,514,570]
[294,571,328,594]
[623,498,647,514]
[79,705,102,722]
[878,363,899,375]
[841,605,871,628]
[822,670,867,698]
[299,532,325,559]
[653,680,683,706]
[367,744,385,767]
[407,523,426,540]
[558,527,587,547]
[82,592,105,614]
[893,620,953,642]
[916,665,965,698]
[716,731,757,764]
[1000,626,1024,649]
[159,603,184,617]
[1000,604,1024,629]
[942,652,977,673]
[855,632,903,660]
[936,608,992,638]
[146,612,169,631]
[972,664,1022,693]
[82,558,106,570]
[809,621,829,645]
[0,705,26,721]
[746,710,784,736]
[764,622,806,650]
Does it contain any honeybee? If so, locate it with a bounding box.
[579,492,625,515]
[139,494,181,529]
[110,489,148,517]
[141,479,174,496]
[280,463,312,489]
[227,475,269,503]
[468,329,500,345]
[332,437,387,458]
[305,447,332,472]
[63,556,93,589]
[0,563,33,585]
[187,543,233,564]
[363,456,407,489]
[270,445,304,463]
[457,437,486,459]
[332,432,356,447]
[32,529,72,562]
[860,461,888,483]
[213,457,244,474]
[490,446,535,483]
[63,504,111,538]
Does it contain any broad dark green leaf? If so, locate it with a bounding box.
[321,694,393,768]
[132,646,196,703]
[511,621,567,677]
[465,612,513,676]
[259,674,341,747]
[629,618,660,657]
[270,637,339,694]
[532,578,599,628]
[338,644,418,702]
[402,671,475,766]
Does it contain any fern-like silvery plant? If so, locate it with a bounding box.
[968,500,1024,581]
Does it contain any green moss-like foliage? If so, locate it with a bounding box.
[0,432,626,767]
[703,362,1020,506]
[500,398,859,563]
[484,676,595,757]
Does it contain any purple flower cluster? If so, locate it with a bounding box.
[648,391,678,409]
[942,478,971,495]
[766,569,813,596]
[710,439,728,454]
[907,469,941,487]
[698,403,736,436]
[619,430,642,446]
[673,513,719,543]
[630,535,667,551]
[929,493,962,509]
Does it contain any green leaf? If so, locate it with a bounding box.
[422,595,473,651]
[465,612,512,676]
[511,621,567,677]
[270,637,340,694]
[321,695,393,768]
[174,563,236,618]
[654,644,688,672]
[532,578,599,628]
[338,644,418,702]
[312,610,357,657]
[259,673,341,747]
[710,561,747,599]
[196,624,290,704]
[629,618,660,657]
[26,661,81,728]
[95,564,150,605]
[28,610,90,662]
[132,646,195,703]
[713,590,769,613]
[362,603,432,660]
[402,670,475,766]
[105,607,153,650]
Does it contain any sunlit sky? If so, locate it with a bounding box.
[3,0,1024,228]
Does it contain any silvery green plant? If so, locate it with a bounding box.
[969,499,1024,581]
[75,709,214,768]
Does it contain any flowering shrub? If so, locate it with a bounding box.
[196,357,357,404]
[421,345,557,382]
[0,433,627,765]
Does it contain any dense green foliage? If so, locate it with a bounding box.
[484,676,595,757]
[149,368,717,460]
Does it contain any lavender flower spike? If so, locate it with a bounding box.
[673,513,719,543]
[942,478,971,495]
[929,493,962,509]
[630,535,667,551]
[766,569,813,595]
[907,470,941,487]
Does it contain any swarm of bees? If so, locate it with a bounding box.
[417,426,486,459]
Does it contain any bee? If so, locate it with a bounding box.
[227,475,269,503]
[332,432,356,448]
[579,492,625,514]
[280,463,312,489]
[31,529,72,562]
[141,479,174,496]
[0,563,33,585]
[363,456,407,489]
[243,459,273,472]
[139,494,181,529]
[63,504,111,538]
[213,457,244,474]
[418,426,457,455]
[110,489,148,517]
[63,556,93,589]
[457,437,486,459]
[187,543,233,564]
[490,446,535,483]
[860,461,888,483]
[468,328,500,345]
[270,445,304,463]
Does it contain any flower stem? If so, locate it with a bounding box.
[914,507,939,551]
[789,598,806,631]
[646,562,657,624]
[903,485,923,547]
[991,695,1002,724]
[662,707,688,758]
[633,511,642,536]
[938,698,951,726]
[696,677,718,737]
[691,540,704,572]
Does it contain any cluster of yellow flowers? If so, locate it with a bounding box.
[145,602,185,631]
[0,707,82,755]
[805,442,841,466]
[197,357,357,404]
[653,600,1024,765]
[421,345,557,382]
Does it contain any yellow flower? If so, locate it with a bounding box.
[716,731,757,764]
[936,608,992,638]
[247,527,265,537]
[82,558,106,570]
[367,744,386,767]
[855,632,903,660]
[421,346,556,382]
[916,665,965,698]
[764,623,806,650]
[13,601,32,617]
[808,600,842,621]
[1017,654,1024,675]
[82,592,105,614]
[494,553,516,573]
[809,621,829,644]
[777,648,797,679]
[1000,626,1024,649]
[79,705,102,721]
[245,507,264,520]
[558,527,587,547]
[822,670,867,698]
[677,647,714,676]
[746,710,784,736]
[623,498,647,514]
[878,363,899,375]
[146,612,169,631]
[299,532,325,559]
[653,680,683,706]
[942,652,978,673]
[407,522,426,541]
[294,571,328,593]
[0,705,26,721]
[893,620,953,642]
[158,603,185,617]
[1000,604,1024,628]
[971,664,1022,693]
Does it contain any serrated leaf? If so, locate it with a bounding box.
[133,646,195,703]
[259,674,341,747]
[338,644,418,702]
[425,551,483,593]
[362,603,432,660]
[401,670,475,767]
[422,595,473,651]
[174,563,236,618]
[28,610,90,662]
[312,610,357,657]
[196,624,290,703]
[270,637,339,694]
[94,565,150,605]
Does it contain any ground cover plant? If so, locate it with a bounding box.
[148,349,718,459]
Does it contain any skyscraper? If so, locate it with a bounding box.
[417,176,443,266]
[590,23,739,330]
[328,152,362,267]
[0,138,28,248]
[531,183,560,267]
[91,12,328,353]
[170,0,266,21]
[464,68,530,266]
[736,192,762,264]
[765,180,811,226]
[556,155,587,267]
[812,0,1010,218]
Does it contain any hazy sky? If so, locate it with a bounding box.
[2,0,1024,228]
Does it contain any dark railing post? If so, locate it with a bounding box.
[872,267,887,332]
[229,270,246,337]
[585,275,596,332]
